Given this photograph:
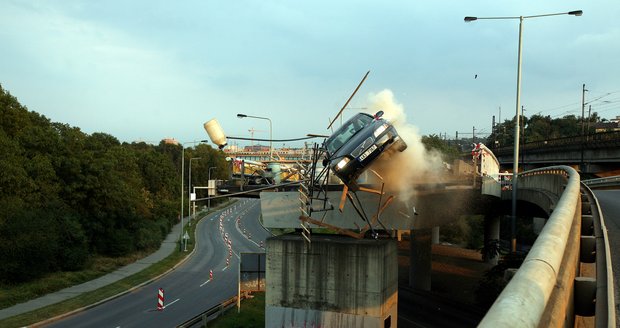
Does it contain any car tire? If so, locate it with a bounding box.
[395,139,407,152]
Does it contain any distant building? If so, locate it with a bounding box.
[243,144,270,152]
[594,116,620,133]
[162,138,179,145]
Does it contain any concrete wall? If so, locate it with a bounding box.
[266,235,397,328]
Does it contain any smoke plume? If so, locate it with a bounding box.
[363,89,447,200]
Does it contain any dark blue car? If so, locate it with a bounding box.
[323,111,407,190]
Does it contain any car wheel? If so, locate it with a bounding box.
[395,139,407,152]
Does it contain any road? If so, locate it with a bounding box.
[593,190,620,323]
[47,199,269,328]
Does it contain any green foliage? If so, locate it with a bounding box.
[421,134,461,163]
[0,84,229,284]
[487,113,601,147]
[209,293,266,328]
[439,215,484,249]
[475,252,526,309]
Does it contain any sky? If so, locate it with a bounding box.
[1,1,619,148]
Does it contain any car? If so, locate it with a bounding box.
[323,111,407,191]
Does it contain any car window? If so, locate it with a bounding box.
[325,113,373,154]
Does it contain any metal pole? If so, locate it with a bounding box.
[208,166,216,211]
[581,83,587,136]
[268,118,273,161]
[189,157,201,226]
[180,146,185,251]
[511,16,524,253]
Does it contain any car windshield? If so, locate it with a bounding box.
[325,113,373,154]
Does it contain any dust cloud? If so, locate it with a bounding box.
[363,89,448,201]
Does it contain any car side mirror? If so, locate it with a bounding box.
[374,110,384,119]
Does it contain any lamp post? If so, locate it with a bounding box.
[237,113,273,160]
[180,140,203,251]
[208,166,216,211]
[465,10,582,253]
[189,157,202,226]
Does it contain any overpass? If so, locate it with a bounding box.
[491,130,620,175]
[258,142,617,327]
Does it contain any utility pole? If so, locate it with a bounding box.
[581,84,588,136]
[472,126,476,144]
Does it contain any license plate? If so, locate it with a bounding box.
[358,144,377,161]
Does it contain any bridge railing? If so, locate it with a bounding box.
[478,166,615,327]
[583,175,620,189]
[492,130,620,156]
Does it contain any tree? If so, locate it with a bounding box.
[421,134,461,163]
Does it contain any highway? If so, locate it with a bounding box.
[593,189,620,321]
[46,199,270,328]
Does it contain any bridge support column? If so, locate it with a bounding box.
[432,226,440,245]
[266,234,398,328]
[409,228,431,291]
[483,216,500,265]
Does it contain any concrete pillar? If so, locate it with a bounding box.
[409,228,432,291]
[483,215,500,265]
[431,226,440,245]
[266,235,398,328]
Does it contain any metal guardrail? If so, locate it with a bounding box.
[492,130,620,156]
[580,183,616,327]
[583,175,620,188]
[478,166,615,327]
[177,295,242,328]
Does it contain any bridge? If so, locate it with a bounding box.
[258,143,617,327]
[492,130,620,175]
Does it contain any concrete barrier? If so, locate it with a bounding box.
[479,166,581,327]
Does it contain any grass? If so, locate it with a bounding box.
[0,252,150,309]
[208,292,265,328]
[0,200,234,328]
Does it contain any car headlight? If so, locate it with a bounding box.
[336,157,350,170]
[373,124,388,137]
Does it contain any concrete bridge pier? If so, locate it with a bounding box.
[409,228,432,291]
[431,226,440,244]
[483,215,500,265]
[266,234,398,328]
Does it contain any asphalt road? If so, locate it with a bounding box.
[592,190,620,322]
[46,198,269,328]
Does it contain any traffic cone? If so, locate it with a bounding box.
[210,270,213,280]
[157,288,164,311]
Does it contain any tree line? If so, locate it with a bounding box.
[0,85,228,284]
[487,112,603,148]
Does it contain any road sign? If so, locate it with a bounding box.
[183,231,190,240]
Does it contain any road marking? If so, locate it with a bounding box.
[164,298,180,309]
[200,279,212,287]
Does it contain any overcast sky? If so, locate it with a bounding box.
[1,1,619,148]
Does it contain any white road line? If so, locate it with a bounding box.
[164,298,180,309]
[200,279,212,287]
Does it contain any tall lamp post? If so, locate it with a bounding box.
[237,113,273,160]
[180,140,203,251]
[465,10,582,252]
[189,157,202,226]
[208,166,216,211]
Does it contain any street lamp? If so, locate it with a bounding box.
[237,113,273,160]
[189,157,202,226]
[465,10,582,253]
[208,166,216,211]
[180,140,203,251]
